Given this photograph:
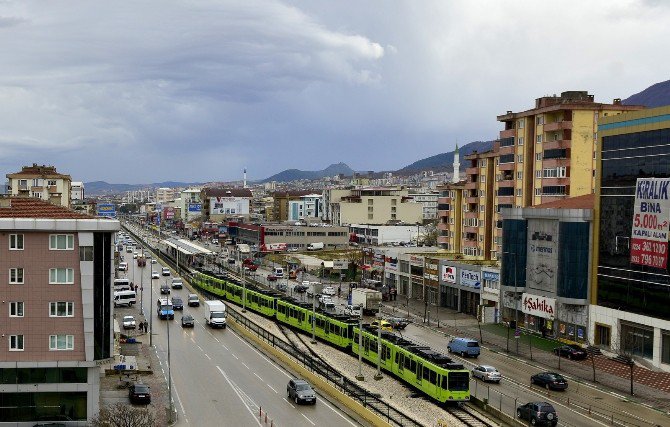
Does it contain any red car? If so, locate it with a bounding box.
[267,274,278,281]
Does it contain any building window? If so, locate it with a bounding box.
[479,159,486,167]
[518,136,524,145]
[368,199,373,205]
[535,188,542,196]
[536,153,542,161]
[9,234,24,250]
[9,268,24,284]
[49,268,75,284]
[50,302,74,317]
[480,205,485,212]
[479,190,484,197]
[10,302,24,317]
[518,119,524,129]
[517,188,523,196]
[368,213,373,220]
[9,335,24,351]
[517,172,523,180]
[367,206,373,212]
[47,179,57,186]
[391,199,397,206]
[536,115,544,125]
[50,234,74,250]
[49,335,74,351]
[79,246,93,261]
[536,170,542,178]
[517,154,523,163]
[661,332,670,364]
[480,175,486,182]
[536,134,543,143]
[32,192,42,199]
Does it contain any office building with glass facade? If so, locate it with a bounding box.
[594,105,670,370]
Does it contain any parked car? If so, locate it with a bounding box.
[447,337,481,358]
[370,319,393,331]
[162,267,170,276]
[128,383,151,405]
[151,271,160,279]
[122,315,136,329]
[294,284,308,293]
[267,274,278,281]
[172,297,183,310]
[531,372,568,391]
[516,402,558,426]
[160,284,170,294]
[188,293,200,307]
[385,316,410,330]
[151,259,157,264]
[171,278,183,289]
[322,286,336,296]
[277,283,287,292]
[118,262,128,272]
[553,344,588,360]
[286,379,316,405]
[133,253,138,259]
[181,314,195,328]
[227,258,236,264]
[344,304,362,317]
[471,365,502,383]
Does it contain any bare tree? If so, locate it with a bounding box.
[611,323,637,396]
[91,403,155,427]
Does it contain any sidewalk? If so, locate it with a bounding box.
[382,297,670,412]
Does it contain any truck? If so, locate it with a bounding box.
[351,288,382,316]
[307,242,324,251]
[204,300,227,329]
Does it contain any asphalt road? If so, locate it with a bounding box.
[121,226,362,427]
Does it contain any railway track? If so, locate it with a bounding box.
[445,405,498,427]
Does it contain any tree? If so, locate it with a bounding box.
[91,403,155,427]
[611,324,637,396]
[421,221,438,246]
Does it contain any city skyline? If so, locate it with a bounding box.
[0,1,668,183]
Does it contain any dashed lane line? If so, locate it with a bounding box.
[301,413,316,426]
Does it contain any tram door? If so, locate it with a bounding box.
[416,362,423,384]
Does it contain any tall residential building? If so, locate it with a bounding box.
[325,187,423,226]
[0,197,119,423]
[71,182,84,201]
[288,194,322,222]
[493,91,643,260]
[437,182,465,252]
[593,106,670,370]
[272,190,317,222]
[6,164,72,208]
[180,188,202,222]
[155,187,175,204]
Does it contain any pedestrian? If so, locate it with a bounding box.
[338,286,341,297]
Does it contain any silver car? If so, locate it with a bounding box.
[287,379,316,405]
[122,315,136,329]
[472,365,502,383]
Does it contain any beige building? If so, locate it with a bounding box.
[201,187,253,222]
[6,164,72,207]
[0,196,119,423]
[271,190,317,222]
[156,187,176,204]
[325,187,423,226]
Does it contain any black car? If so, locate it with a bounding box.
[517,402,558,426]
[553,344,588,360]
[160,284,170,294]
[287,379,316,405]
[128,383,151,404]
[181,314,195,328]
[294,284,308,293]
[386,316,411,330]
[227,258,236,264]
[172,297,183,310]
[531,372,568,391]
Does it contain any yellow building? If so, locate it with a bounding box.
[6,164,72,207]
[326,187,423,226]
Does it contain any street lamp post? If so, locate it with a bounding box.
[374,302,383,380]
[242,279,247,313]
[356,313,364,381]
[502,251,519,353]
[311,283,320,344]
[166,309,174,423]
[140,246,144,316]
[149,265,154,347]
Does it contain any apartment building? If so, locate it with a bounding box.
[71,182,84,202]
[593,106,670,370]
[155,187,175,204]
[408,191,439,220]
[228,222,348,250]
[288,194,322,222]
[6,164,72,208]
[325,187,423,226]
[201,188,253,223]
[180,188,202,222]
[436,182,465,252]
[0,197,119,424]
[271,190,317,222]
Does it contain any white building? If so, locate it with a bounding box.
[180,188,203,222]
[349,224,425,246]
[288,194,322,221]
[156,187,175,204]
[71,181,84,201]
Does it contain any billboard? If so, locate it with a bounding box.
[260,243,287,252]
[521,293,556,319]
[188,203,202,212]
[460,269,481,289]
[441,265,456,283]
[97,203,116,218]
[164,207,175,220]
[630,178,670,269]
[333,259,348,270]
[526,218,559,293]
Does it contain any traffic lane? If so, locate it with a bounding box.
[187,313,360,427]
[151,316,257,426]
[402,324,650,427]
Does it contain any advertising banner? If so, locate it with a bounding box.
[460,269,481,289]
[188,203,202,212]
[521,293,556,319]
[442,265,456,283]
[260,243,287,252]
[164,207,175,220]
[333,260,348,270]
[526,219,559,293]
[96,203,116,218]
[483,270,500,282]
[630,178,670,269]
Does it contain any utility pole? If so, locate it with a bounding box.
[167,310,174,423]
[374,302,383,380]
[149,264,153,347]
[356,313,364,381]
[140,245,144,316]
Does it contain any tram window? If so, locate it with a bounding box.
[404,356,410,370]
[429,370,437,385]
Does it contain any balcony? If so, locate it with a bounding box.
[465,196,478,204]
[498,144,515,155]
[498,162,515,171]
[464,226,478,234]
[466,167,478,175]
[543,139,571,150]
[497,179,515,188]
[437,235,449,244]
[543,120,572,132]
[541,177,569,186]
[542,158,571,168]
[500,128,516,138]
[437,210,450,219]
[464,210,479,219]
[464,180,477,190]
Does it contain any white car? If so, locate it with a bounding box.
[133,253,138,259]
[322,286,336,296]
[344,304,362,317]
[151,259,157,264]
[471,365,502,383]
[162,267,170,276]
[122,316,136,329]
[151,271,160,279]
[319,295,333,304]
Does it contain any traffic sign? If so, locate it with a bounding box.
[514,329,521,338]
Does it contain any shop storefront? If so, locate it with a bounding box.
[410,255,424,300]
[522,293,555,336]
[481,268,500,323]
[459,268,481,316]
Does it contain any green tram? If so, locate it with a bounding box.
[190,269,470,403]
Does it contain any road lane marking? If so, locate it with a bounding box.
[214,336,220,342]
[205,354,211,360]
[267,384,277,393]
[301,413,315,425]
[221,344,229,351]
[216,366,262,427]
[230,328,291,377]
[172,381,187,417]
[190,337,195,343]
[314,394,358,426]
[232,354,239,360]
[282,398,295,408]
[253,373,263,381]
[197,345,203,352]
[242,362,250,369]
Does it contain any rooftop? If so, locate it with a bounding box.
[0,197,92,219]
[531,193,595,210]
[203,187,253,198]
[6,163,71,179]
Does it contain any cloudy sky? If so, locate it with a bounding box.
[0,0,667,184]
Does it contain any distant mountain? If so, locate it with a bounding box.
[398,140,495,173]
[263,162,354,183]
[85,181,202,196]
[623,79,670,107]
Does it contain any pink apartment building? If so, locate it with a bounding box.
[0,197,119,424]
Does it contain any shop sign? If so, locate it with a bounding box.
[460,269,481,289]
[630,177,670,269]
[385,255,398,272]
[483,270,499,282]
[521,293,555,318]
[442,265,456,283]
[410,255,423,267]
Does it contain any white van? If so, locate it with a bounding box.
[113,278,131,292]
[114,290,136,307]
[273,267,284,278]
[118,262,128,271]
